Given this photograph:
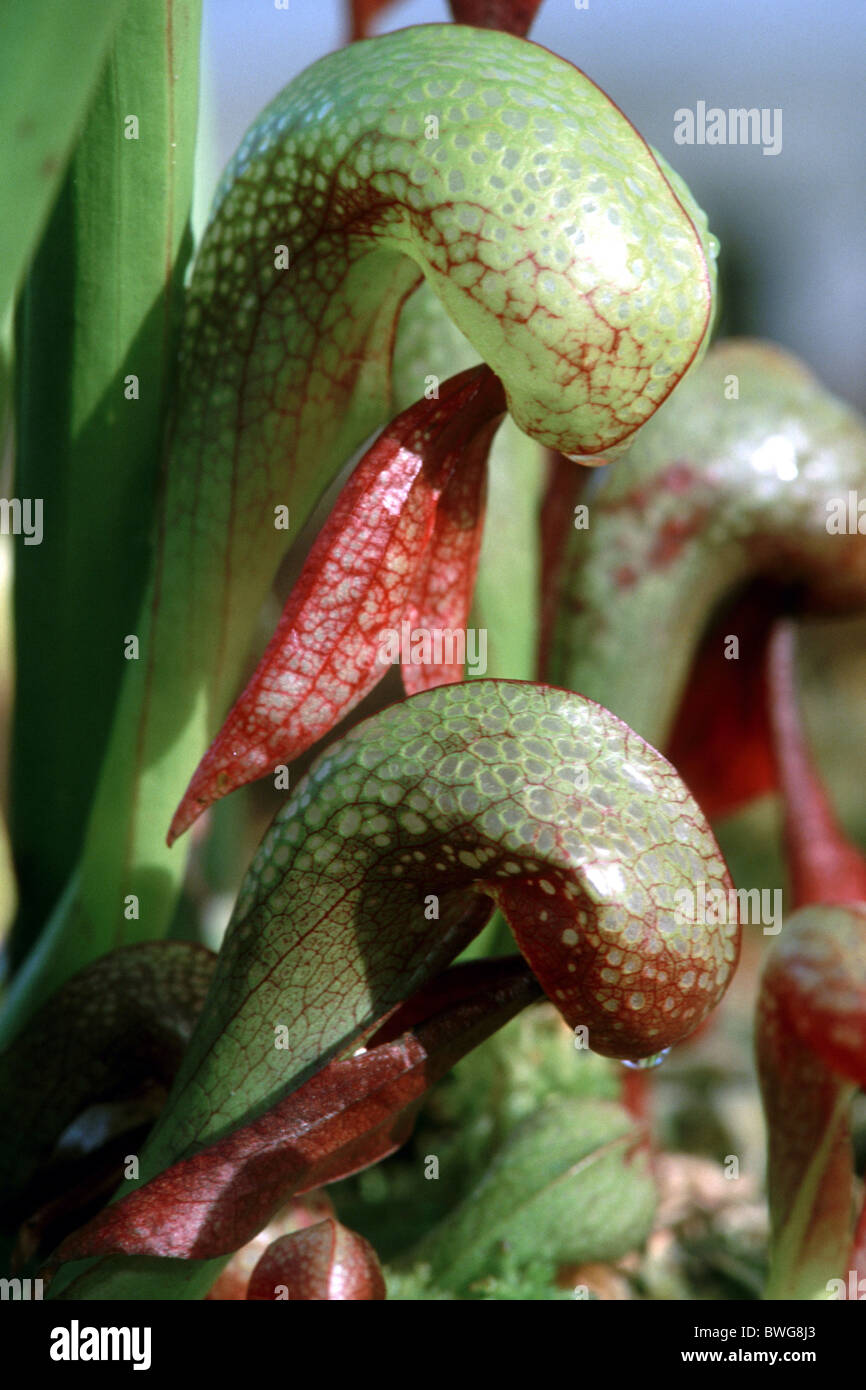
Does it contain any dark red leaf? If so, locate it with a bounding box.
[46,959,540,1273]
[169,367,505,844]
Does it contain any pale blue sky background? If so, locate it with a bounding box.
[197,0,866,407]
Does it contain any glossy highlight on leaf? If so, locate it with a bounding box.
[168,366,505,842]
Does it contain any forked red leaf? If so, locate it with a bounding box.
[169,367,506,843]
[246,1219,386,1300]
[46,959,540,1275]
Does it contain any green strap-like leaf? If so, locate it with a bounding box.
[7,0,202,977]
[0,0,128,319]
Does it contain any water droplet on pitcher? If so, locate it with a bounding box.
[621,1047,670,1071]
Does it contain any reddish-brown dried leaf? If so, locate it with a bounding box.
[47,959,540,1273]
[169,367,505,843]
[246,1219,386,1300]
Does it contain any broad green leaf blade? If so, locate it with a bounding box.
[405,1097,656,1291]
[7,0,202,970]
[0,308,12,443]
[0,0,128,319]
